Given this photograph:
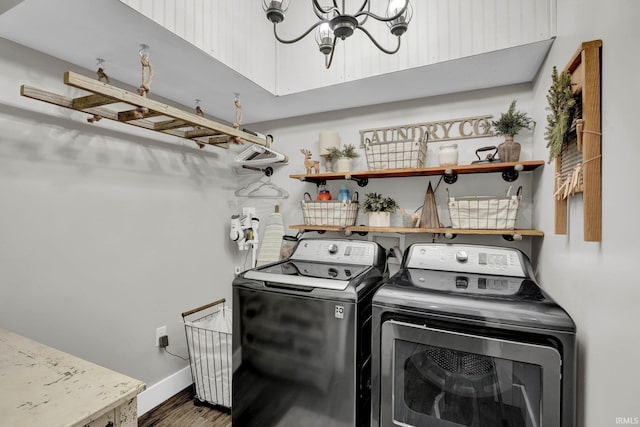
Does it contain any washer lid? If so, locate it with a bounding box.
[243,260,369,291]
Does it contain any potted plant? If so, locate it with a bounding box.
[491,100,534,162]
[324,146,343,172]
[545,66,576,163]
[334,144,360,172]
[362,192,399,227]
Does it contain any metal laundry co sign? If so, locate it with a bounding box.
[359,114,494,146]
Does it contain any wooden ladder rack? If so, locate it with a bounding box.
[20,71,269,149]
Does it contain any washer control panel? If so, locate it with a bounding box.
[405,244,526,277]
[290,239,378,266]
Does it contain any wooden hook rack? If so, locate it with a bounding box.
[20,71,269,149]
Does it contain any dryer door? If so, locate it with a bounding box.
[380,320,562,427]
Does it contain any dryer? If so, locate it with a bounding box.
[371,243,576,427]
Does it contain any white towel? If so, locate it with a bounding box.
[256,211,284,266]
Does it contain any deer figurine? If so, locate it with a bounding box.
[300,149,320,174]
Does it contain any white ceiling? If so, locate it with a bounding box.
[0,0,553,126]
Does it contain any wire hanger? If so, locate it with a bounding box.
[235,168,289,199]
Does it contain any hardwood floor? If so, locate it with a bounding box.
[138,387,231,427]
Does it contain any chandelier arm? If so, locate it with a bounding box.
[312,0,338,16]
[356,26,401,54]
[354,0,409,22]
[325,38,338,69]
[273,21,323,44]
[357,0,370,25]
[356,0,368,14]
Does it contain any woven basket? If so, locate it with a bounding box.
[301,192,359,227]
[448,187,522,230]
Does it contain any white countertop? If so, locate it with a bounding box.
[0,328,145,427]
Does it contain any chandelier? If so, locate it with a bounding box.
[263,0,413,69]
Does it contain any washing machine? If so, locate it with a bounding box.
[371,243,576,427]
[233,238,387,427]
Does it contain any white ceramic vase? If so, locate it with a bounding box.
[368,212,391,227]
[335,157,352,173]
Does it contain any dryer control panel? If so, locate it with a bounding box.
[405,244,527,277]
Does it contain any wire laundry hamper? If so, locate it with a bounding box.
[182,299,232,409]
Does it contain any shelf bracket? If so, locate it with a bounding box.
[344,174,368,187]
[502,164,524,182]
[502,234,523,242]
[443,170,458,184]
[501,170,519,182]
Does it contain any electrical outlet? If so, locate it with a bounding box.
[155,325,167,347]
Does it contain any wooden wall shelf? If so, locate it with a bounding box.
[289,224,544,239]
[290,160,544,186]
[20,71,269,149]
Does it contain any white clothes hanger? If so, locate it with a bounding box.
[234,141,288,167]
[235,176,289,199]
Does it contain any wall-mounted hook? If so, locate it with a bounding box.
[139,43,150,57]
[242,166,274,177]
[95,58,109,84]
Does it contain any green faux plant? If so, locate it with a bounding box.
[325,147,343,160]
[545,66,576,163]
[340,144,360,159]
[325,144,359,159]
[491,100,534,137]
[362,192,399,213]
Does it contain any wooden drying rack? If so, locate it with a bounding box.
[20,71,269,149]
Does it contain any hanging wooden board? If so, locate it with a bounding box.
[554,40,602,241]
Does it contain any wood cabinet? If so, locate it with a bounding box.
[289,160,545,239]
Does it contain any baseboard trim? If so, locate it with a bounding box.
[137,366,193,416]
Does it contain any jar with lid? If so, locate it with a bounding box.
[438,144,459,166]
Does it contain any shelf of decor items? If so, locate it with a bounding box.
[289,160,544,186]
[288,224,544,239]
[289,160,545,239]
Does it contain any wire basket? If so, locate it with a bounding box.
[364,136,427,170]
[301,192,359,227]
[182,299,232,409]
[448,187,522,230]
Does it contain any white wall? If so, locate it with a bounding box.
[530,1,640,425]
[0,38,240,392]
[252,85,537,262]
